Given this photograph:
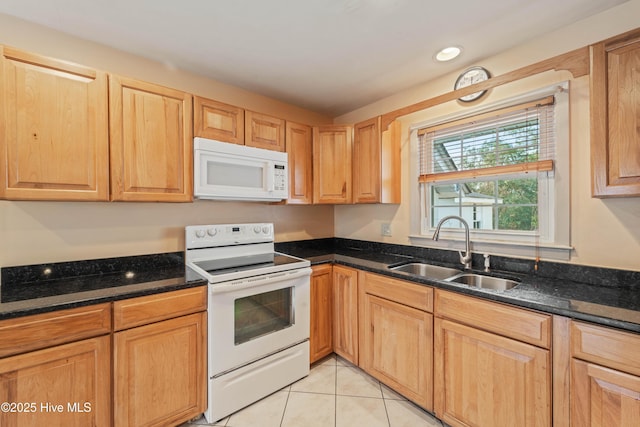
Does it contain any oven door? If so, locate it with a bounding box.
[208,267,311,376]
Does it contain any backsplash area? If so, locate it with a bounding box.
[276,238,640,289]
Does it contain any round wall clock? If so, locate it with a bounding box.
[454,66,490,102]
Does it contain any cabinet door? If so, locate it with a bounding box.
[0,47,109,201]
[591,29,640,197]
[434,318,551,427]
[109,75,193,202]
[571,359,640,427]
[333,265,358,364]
[114,312,206,427]
[353,117,402,204]
[380,120,402,203]
[245,110,285,151]
[286,121,313,204]
[310,264,333,363]
[313,125,353,204]
[193,96,244,144]
[0,336,111,427]
[353,117,381,203]
[361,292,433,409]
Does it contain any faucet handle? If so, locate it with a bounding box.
[459,251,472,270]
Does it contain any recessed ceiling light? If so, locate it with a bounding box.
[435,46,462,62]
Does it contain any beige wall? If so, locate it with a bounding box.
[0,200,333,266]
[0,13,334,267]
[334,0,640,271]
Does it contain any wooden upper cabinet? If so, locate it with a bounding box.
[353,117,401,204]
[0,46,109,201]
[245,110,285,151]
[109,75,193,202]
[353,117,381,203]
[286,121,313,204]
[193,96,244,144]
[591,28,640,197]
[313,125,353,204]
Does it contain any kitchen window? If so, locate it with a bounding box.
[411,83,571,260]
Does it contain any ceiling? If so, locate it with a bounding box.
[0,0,628,116]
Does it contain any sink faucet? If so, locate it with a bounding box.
[432,215,472,270]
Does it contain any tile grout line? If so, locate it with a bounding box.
[380,382,393,427]
[279,386,291,427]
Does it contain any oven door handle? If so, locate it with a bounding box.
[209,267,312,294]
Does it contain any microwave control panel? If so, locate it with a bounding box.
[274,164,286,191]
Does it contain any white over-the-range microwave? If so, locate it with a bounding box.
[194,137,288,202]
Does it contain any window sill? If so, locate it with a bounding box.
[409,234,573,261]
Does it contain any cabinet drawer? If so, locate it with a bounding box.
[435,290,551,348]
[571,321,640,376]
[0,303,111,358]
[113,287,207,331]
[362,272,433,312]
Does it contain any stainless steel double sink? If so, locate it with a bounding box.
[389,262,520,291]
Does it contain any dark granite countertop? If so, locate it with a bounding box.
[2,239,639,335]
[277,240,640,334]
[0,252,206,320]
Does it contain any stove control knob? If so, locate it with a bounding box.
[207,228,217,237]
[195,229,206,238]
[253,226,261,234]
[262,226,270,234]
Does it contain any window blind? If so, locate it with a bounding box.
[418,96,555,183]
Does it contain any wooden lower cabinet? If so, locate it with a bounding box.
[0,288,207,427]
[571,360,640,426]
[0,336,111,427]
[359,272,433,409]
[434,290,551,427]
[435,318,550,427]
[310,264,333,363]
[113,288,207,427]
[333,265,359,364]
[570,321,640,426]
[114,311,207,427]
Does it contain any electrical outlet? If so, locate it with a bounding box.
[381,223,392,237]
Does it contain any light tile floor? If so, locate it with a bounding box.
[182,355,443,427]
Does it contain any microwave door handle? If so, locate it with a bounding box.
[266,161,274,192]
